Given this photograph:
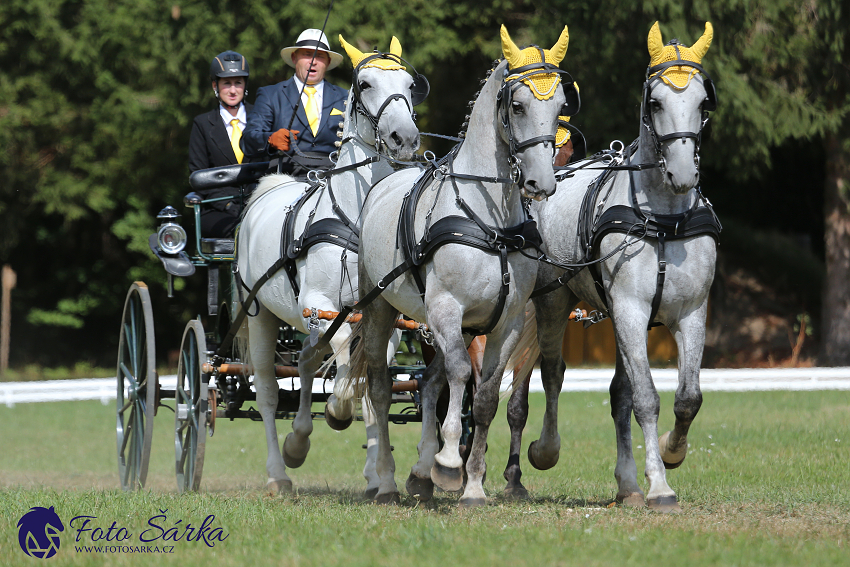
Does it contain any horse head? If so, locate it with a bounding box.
[339,35,423,161]
[496,25,571,201]
[643,22,715,194]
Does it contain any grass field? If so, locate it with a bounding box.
[1,389,848,566]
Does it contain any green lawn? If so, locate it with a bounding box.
[0,390,848,566]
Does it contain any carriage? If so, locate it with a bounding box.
[115,161,432,493]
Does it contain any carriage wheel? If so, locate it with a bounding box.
[175,319,209,492]
[116,282,157,491]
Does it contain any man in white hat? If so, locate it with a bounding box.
[243,28,347,160]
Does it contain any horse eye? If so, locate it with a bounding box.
[359,81,372,90]
[511,101,524,114]
[649,99,661,110]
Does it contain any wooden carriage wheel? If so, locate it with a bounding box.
[174,319,209,492]
[116,282,157,491]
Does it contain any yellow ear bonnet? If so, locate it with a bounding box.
[339,34,406,71]
[647,22,713,89]
[500,24,570,101]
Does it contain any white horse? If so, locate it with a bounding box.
[350,25,571,506]
[235,36,423,495]
[515,21,720,512]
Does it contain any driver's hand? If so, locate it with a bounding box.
[268,128,299,151]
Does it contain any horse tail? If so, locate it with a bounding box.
[319,311,402,409]
[500,302,540,400]
[317,319,368,408]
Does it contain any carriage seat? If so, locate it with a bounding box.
[188,161,271,191]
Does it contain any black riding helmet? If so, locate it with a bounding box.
[210,51,249,80]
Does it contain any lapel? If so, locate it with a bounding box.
[320,84,338,131]
[208,110,237,163]
[282,79,311,134]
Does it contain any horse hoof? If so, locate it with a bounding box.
[364,486,379,500]
[431,462,464,492]
[282,433,310,469]
[503,484,530,500]
[616,492,646,508]
[375,491,401,505]
[659,431,686,469]
[406,473,434,502]
[265,479,293,494]
[324,404,354,431]
[527,440,559,471]
[458,496,487,508]
[647,495,682,514]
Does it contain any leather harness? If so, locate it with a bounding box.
[535,145,721,329]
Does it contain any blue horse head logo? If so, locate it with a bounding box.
[17,506,64,559]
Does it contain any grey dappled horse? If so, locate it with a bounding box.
[510,22,719,512]
[235,36,422,495]
[351,25,571,506]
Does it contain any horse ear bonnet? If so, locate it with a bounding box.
[411,73,430,106]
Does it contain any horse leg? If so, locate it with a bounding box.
[428,299,472,493]
[527,293,571,471]
[406,347,446,501]
[249,306,292,493]
[610,348,645,507]
[361,295,402,504]
[325,329,358,431]
[611,311,680,513]
[503,371,530,498]
[280,325,344,469]
[461,317,525,507]
[362,394,380,499]
[658,305,707,469]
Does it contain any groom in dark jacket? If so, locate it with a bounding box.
[243,29,347,161]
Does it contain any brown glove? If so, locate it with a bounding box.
[268,128,300,151]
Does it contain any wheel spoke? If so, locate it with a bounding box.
[118,399,133,415]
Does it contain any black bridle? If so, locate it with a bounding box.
[641,40,717,175]
[348,51,429,156]
[496,50,581,183]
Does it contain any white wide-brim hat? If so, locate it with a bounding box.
[280,28,344,70]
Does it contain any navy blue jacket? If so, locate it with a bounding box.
[243,78,347,158]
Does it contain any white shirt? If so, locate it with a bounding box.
[219,103,247,138]
[293,77,324,129]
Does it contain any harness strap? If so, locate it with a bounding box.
[648,232,666,329]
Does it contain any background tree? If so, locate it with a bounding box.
[0,0,843,369]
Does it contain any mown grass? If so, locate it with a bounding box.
[0,389,848,566]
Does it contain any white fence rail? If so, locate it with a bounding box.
[2,367,850,408]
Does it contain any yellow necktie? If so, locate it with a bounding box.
[304,86,319,136]
[230,118,243,164]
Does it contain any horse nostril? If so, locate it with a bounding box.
[391,132,403,147]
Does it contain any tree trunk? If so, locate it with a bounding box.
[820,129,850,365]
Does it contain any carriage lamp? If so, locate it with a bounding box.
[156,206,187,254]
